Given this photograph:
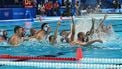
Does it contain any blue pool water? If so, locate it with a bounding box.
[0,15,122,68]
[0,17,122,58]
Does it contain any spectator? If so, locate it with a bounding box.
[53,1,60,16]
[48,1,53,16]
[95,4,101,13]
[75,1,81,16]
[86,5,93,13]
[38,3,45,16]
[44,1,53,16]
[32,0,37,7]
[112,0,120,9]
[23,0,33,8]
[112,0,121,13]
[62,0,71,16]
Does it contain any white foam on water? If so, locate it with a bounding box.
[74,19,92,40]
[74,16,117,42]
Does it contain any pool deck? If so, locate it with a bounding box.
[1,14,122,22]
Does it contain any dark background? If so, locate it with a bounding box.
[0,0,122,8]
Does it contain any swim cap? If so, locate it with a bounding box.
[60,38,67,43]
[0,30,3,36]
[41,23,50,32]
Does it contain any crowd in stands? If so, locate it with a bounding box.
[38,1,60,16]
[0,0,122,16]
[0,0,37,8]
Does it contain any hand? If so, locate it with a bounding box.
[57,21,61,26]
[70,41,75,46]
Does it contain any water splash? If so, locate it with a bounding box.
[75,18,117,42]
[74,19,92,40]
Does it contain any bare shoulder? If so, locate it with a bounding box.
[9,35,17,41]
[36,30,45,34]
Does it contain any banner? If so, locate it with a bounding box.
[12,8,25,19]
[0,8,12,20]
[0,8,36,20]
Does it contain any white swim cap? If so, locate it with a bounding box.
[0,30,4,36]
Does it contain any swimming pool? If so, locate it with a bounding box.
[0,14,122,69]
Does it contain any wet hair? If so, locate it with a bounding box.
[60,37,69,43]
[60,30,68,36]
[14,26,22,33]
[0,30,8,40]
[30,28,36,36]
[76,1,79,3]
[3,30,8,40]
[21,27,25,37]
[49,35,54,42]
[60,30,65,36]
[86,31,90,36]
[77,32,85,42]
[41,23,48,30]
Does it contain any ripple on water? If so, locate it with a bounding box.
[0,38,121,58]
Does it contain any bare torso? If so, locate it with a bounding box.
[34,30,45,40]
[9,34,22,46]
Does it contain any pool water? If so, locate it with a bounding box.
[0,19,76,57]
[0,15,122,68]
